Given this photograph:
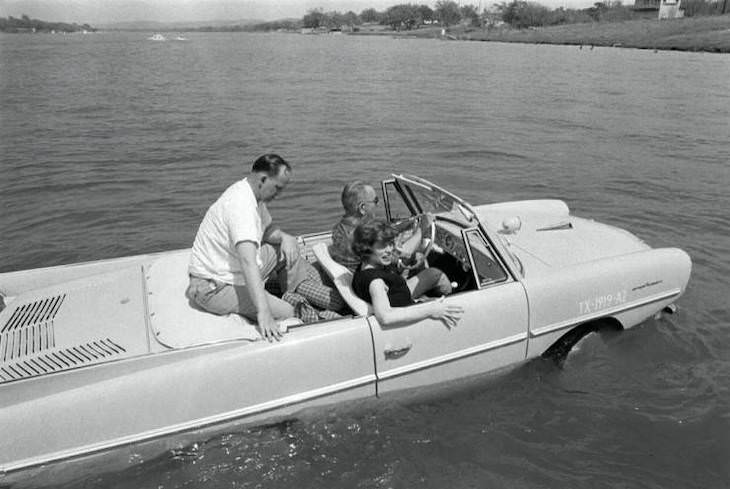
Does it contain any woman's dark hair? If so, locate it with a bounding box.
[252,154,291,177]
[352,220,397,260]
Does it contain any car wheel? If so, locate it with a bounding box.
[542,319,623,366]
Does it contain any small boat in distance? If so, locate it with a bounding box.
[174,35,188,41]
[148,33,166,41]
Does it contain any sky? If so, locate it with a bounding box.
[0,0,598,24]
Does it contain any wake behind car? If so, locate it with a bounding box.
[0,174,691,479]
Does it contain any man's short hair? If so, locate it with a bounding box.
[252,154,291,177]
[341,180,370,214]
[352,220,397,260]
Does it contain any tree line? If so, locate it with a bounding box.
[498,0,726,27]
[289,0,728,31]
[302,1,480,30]
[0,14,95,33]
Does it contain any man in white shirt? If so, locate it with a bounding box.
[187,154,328,340]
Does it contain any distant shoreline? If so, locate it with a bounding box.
[9,13,727,54]
[351,14,730,54]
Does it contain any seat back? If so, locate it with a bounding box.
[311,243,371,317]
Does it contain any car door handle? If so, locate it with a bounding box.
[384,343,412,360]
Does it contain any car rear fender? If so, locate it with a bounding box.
[522,247,691,359]
[540,317,623,365]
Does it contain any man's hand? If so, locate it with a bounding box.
[237,240,284,341]
[257,310,282,342]
[279,233,300,268]
[419,213,435,232]
[263,227,300,268]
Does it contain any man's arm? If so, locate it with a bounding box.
[236,240,281,341]
[262,226,299,267]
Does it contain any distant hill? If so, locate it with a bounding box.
[0,14,94,33]
[97,19,264,31]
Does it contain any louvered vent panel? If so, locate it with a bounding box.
[1,294,128,383]
[0,338,126,383]
[1,294,64,361]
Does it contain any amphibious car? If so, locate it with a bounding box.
[0,174,691,477]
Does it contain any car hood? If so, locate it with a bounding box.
[474,200,650,268]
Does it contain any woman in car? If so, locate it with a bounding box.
[351,220,463,328]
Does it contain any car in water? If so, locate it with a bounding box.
[0,174,691,479]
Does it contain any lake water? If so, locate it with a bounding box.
[1,31,729,488]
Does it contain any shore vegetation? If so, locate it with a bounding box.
[0,14,95,33]
[459,13,730,52]
[238,0,730,52]
[5,1,726,53]
[296,1,729,53]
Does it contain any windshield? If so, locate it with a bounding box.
[393,175,478,226]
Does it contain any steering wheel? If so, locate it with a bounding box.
[418,214,439,258]
[394,214,438,272]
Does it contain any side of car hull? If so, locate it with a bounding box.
[0,317,376,475]
[523,247,691,358]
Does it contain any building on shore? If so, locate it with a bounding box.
[658,0,685,19]
[633,0,685,19]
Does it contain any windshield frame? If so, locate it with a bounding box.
[383,174,522,282]
[389,174,479,227]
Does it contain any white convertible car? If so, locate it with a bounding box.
[0,174,691,478]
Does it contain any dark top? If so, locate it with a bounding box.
[352,265,415,307]
[329,215,366,273]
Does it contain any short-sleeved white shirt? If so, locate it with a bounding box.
[189,178,272,285]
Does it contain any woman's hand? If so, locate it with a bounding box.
[428,297,464,329]
[397,251,426,274]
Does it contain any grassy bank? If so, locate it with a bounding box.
[357,14,730,53]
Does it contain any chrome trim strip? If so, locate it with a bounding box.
[530,288,682,338]
[377,333,527,381]
[140,264,154,350]
[0,374,376,474]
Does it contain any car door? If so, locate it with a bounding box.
[369,227,529,395]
